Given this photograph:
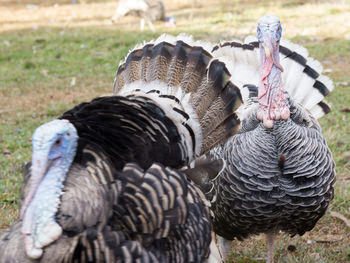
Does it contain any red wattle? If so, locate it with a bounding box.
[258,55,273,106]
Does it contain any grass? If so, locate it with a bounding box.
[0,0,350,262]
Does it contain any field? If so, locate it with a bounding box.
[0,0,349,262]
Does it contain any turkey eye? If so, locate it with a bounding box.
[67,132,71,137]
[55,138,62,145]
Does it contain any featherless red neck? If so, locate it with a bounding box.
[256,15,290,128]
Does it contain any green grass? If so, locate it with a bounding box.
[1,0,350,262]
[0,27,160,224]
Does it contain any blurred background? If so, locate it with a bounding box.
[0,0,349,262]
[1,0,350,37]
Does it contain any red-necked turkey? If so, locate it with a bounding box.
[204,15,335,262]
[0,34,242,262]
[111,0,175,31]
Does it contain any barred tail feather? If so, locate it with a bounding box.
[302,75,334,110]
[211,36,334,119]
[201,116,240,154]
[113,34,242,159]
[167,41,192,87]
[200,82,238,135]
[310,101,331,119]
[212,41,260,89]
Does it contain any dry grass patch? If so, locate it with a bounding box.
[1,0,350,38]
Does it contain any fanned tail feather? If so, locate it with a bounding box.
[113,34,242,159]
[211,36,334,119]
[310,100,331,119]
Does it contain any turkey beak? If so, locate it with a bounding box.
[20,152,51,219]
[263,42,271,58]
[263,36,284,72]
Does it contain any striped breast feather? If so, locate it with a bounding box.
[113,34,243,160]
[211,36,334,119]
[115,162,212,262]
[10,149,211,261]
[2,163,212,262]
[0,220,158,262]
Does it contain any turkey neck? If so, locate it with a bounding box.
[259,44,282,108]
[22,160,67,238]
[257,40,290,128]
[21,155,73,259]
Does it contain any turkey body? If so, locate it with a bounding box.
[0,34,242,262]
[206,15,336,262]
[1,145,212,262]
[211,98,335,240]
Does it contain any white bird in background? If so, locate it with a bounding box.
[111,0,175,31]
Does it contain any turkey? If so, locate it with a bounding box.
[0,160,213,262]
[1,34,242,261]
[111,0,175,32]
[204,15,335,262]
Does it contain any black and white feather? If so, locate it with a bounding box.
[0,34,242,262]
[200,16,336,262]
[212,36,334,119]
[1,159,213,262]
